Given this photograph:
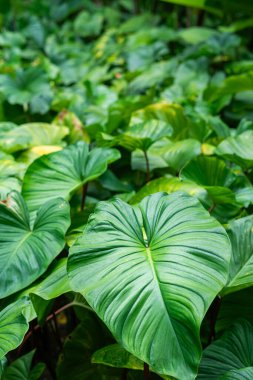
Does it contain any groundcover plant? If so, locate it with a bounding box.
[0,0,253,379]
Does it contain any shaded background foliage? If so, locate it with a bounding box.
[0,0,253,379]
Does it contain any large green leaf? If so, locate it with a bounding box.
[197,320,253,379]
[0,299,30,359]
[2,350,45,380]
[22,142,120,212]
[68,192,231,379]
[0,191,70,298]
[222,216,253,295]
[216,131,253,169]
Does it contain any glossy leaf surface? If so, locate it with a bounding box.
[68,192,231,379]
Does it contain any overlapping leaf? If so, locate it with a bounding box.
[0,191,70,298]
[22,141,120,211]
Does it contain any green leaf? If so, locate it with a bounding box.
[0,191,70,298]
[0,299,30,359]
[0,123,68,154]
[180,156,236,204]
[216,131,253,169]
[2,350,45,380]
[158,139,201,171]
[235,186,253,207]
[131,138,201,173]
[130,177,207,204]
[161,0,222,15]
[56,315,119,380]
[132,103,191,141]
[0,68,53,114]
[222,216,253,295]
[178,27,218,44]
[198,320,253,380]
[218,368,253,380]
[0,158,24,199]
[205,71,253,103]
[92,344,144,370]
[22,142,120,212]
[99,120,172,151]
[26,259,71,301]
[74,11,104,37]
[68,192,231,379]
[217,288,253,333]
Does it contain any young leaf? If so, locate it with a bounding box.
[68,192,231,379]
[0,191,70,298]
[22,142,120,212]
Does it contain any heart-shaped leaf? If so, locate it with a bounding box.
[68,192,231,379]
[22,142,120,212]
[0,191,70,298]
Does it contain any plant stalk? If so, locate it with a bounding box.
[20,302,93,350]
[143,150,150,183]
[144,363,150,379]
[208,203,216,214]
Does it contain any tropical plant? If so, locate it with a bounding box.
[0,0,253,379]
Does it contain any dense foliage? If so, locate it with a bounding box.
[0,0,253,379]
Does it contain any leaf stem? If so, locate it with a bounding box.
[19,302,93,352]
[208,203,216,214]
[81,183,88,211]
[143,151,150,183]
[144,363,150,379]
